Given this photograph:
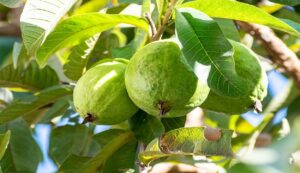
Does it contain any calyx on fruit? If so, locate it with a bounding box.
[73,58,138,125]
[125,40,210,118]
[199,40,268,114]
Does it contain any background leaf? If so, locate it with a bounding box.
[49,125,89,165]
[74,0,110,14]
[0,119,42,173]
[161,116,186,132]
[0,61,59,91]
[270,0,300,6]
[129,110,165,144]
[180,0,300,36]
[75,131,135,173]
[20,0,77,55]
[36,13,149,67]
[63,34,100,81]
[0,131,10,160]
[0,0,22,8]
[0,85,73,124]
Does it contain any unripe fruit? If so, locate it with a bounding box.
[73,59,138,125]
[125,41,210,118]
[200,40,268,114]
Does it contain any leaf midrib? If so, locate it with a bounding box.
[180,12,243,94]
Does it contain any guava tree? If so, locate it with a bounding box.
[0,0,300,172]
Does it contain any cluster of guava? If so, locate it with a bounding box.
[73,40,268,125]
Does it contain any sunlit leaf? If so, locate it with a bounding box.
[63,34,100,81]
[0,131,10,160]
[20,0,77,55]
[74,0,110,14]
[175,8,248,97]
[36,13,148,67]
[139,127,233,164]
[180,0,300,36]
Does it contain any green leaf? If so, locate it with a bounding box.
[57,154,92,173]
[20,0,77,55]
[159,127,233,155]
[111,0,150,59]
[175,8,248,97]
[215,18,240,41]
[12,43,31,69]
[63,34,100,81]
[161,116,186,132]
[129,110,165,144]
[0,0,22,8]
[0,119,42,173]
[0,85,73,124]
[0,131,10,160]
[58,130,136,173]
[101,140,137,173]
[111,28,148,59]
[74,0,110,14]
[270,0,300,6]
[75,131,135,173]
[39,98,70,123]
[0,61,59,91]
[0,88,13,106]
[287,96,300,122]
[36,13,149,67]
[139,127,233,164]
[180,0,300,36]
[49,125,89,165]
[228,163,257,173]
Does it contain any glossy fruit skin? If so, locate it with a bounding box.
[73,59,138,125]
[125,41,210,118]
[200,40,268,114]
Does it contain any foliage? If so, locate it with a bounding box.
[0,0,299,173]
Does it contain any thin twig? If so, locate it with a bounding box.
[144,12,157,37]
[151,0,176,42]
[237,21,300,90]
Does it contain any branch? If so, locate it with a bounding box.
[237,21,300,90]
[0,23,21,36]
[144,12,157,37]
[151,0,176,42]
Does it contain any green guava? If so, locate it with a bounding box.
[200,40,268,114]
[73,58,138,125]
[125,41,210,118]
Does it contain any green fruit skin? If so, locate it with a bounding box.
[200,40,268,114]
[125,41,210,118]
[73,59,138,125]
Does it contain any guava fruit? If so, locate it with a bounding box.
[125,41,210,118]
[73,58,138,125]
[199,40,268,114]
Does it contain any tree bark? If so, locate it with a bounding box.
[237,21,300,90]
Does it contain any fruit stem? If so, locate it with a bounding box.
[144,12,157,37]
[151,0,177,42]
